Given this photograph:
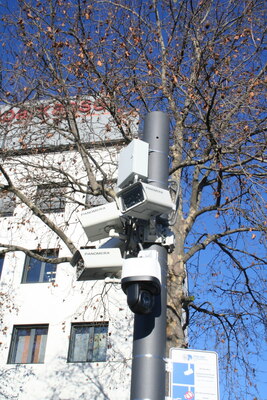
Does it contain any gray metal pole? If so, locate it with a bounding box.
[130,111,169,400]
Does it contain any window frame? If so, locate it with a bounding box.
[67,322,109,363]
[0,254,4,279]
[21,249,58,284]
[35,183,66,213]
[8,324,49,364]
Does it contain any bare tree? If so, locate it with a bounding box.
[0,0,266,398]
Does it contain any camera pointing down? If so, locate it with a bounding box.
[121,250,161,314]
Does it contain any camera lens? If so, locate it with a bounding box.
[140,290,154,314]
[121,183,144,210]
[124,283,156,314]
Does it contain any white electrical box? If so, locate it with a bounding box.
[117,139,149,188]
[77,248,123,280]
[77,202,123,241]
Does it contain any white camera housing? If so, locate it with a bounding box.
[116,181,175,220]
[76,248,123,280]
[121,250,161,314]
[77,202,124,242]
[117,139,149,189]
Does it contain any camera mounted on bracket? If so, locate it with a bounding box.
[116,181,175,221]
[121,250,161,314]
[77,201,126,242]
[73,138,176,286]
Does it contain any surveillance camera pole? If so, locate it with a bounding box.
[130,111,170,400]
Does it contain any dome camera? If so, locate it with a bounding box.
[121,250,161,314]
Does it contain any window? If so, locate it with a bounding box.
[22,249,58,283]
[84,180,115,207]
[68,322,108,363]
[0,191,16,217]
[35,184,65,213]
[85,193,106,207]
[0,254,4,278]
[8,325,48,364]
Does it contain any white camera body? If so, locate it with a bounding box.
[76,248,123,280]
[121,250,161,314]
[77,202,124,242]
[116,181,175,220]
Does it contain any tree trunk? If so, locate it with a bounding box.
[167,228,187,354]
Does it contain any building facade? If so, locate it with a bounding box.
[0,100,135,400]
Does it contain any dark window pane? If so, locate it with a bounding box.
[24,257,42,283]
[31,327,48,363]
[85,193,106,207]
[35,184,65,213]
[22,249,58,283]
[0,192,16,217]
[14,328,31,363]
[44,261,57,282]
[93,326,108,362]
[0,255,4,278]
[73,326,92,362]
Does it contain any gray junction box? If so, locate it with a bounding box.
[117,139,149,189]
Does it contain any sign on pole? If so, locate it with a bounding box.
[169,348,219,400]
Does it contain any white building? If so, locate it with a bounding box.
[0,100,136,400]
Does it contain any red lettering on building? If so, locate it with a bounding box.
[0,99,107,125]
[93,100,105,111]
[36,105,51,120]
[15,110,31,122]
[52,103,66,117]
[0,109,15,123]
[78,100,91,114]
